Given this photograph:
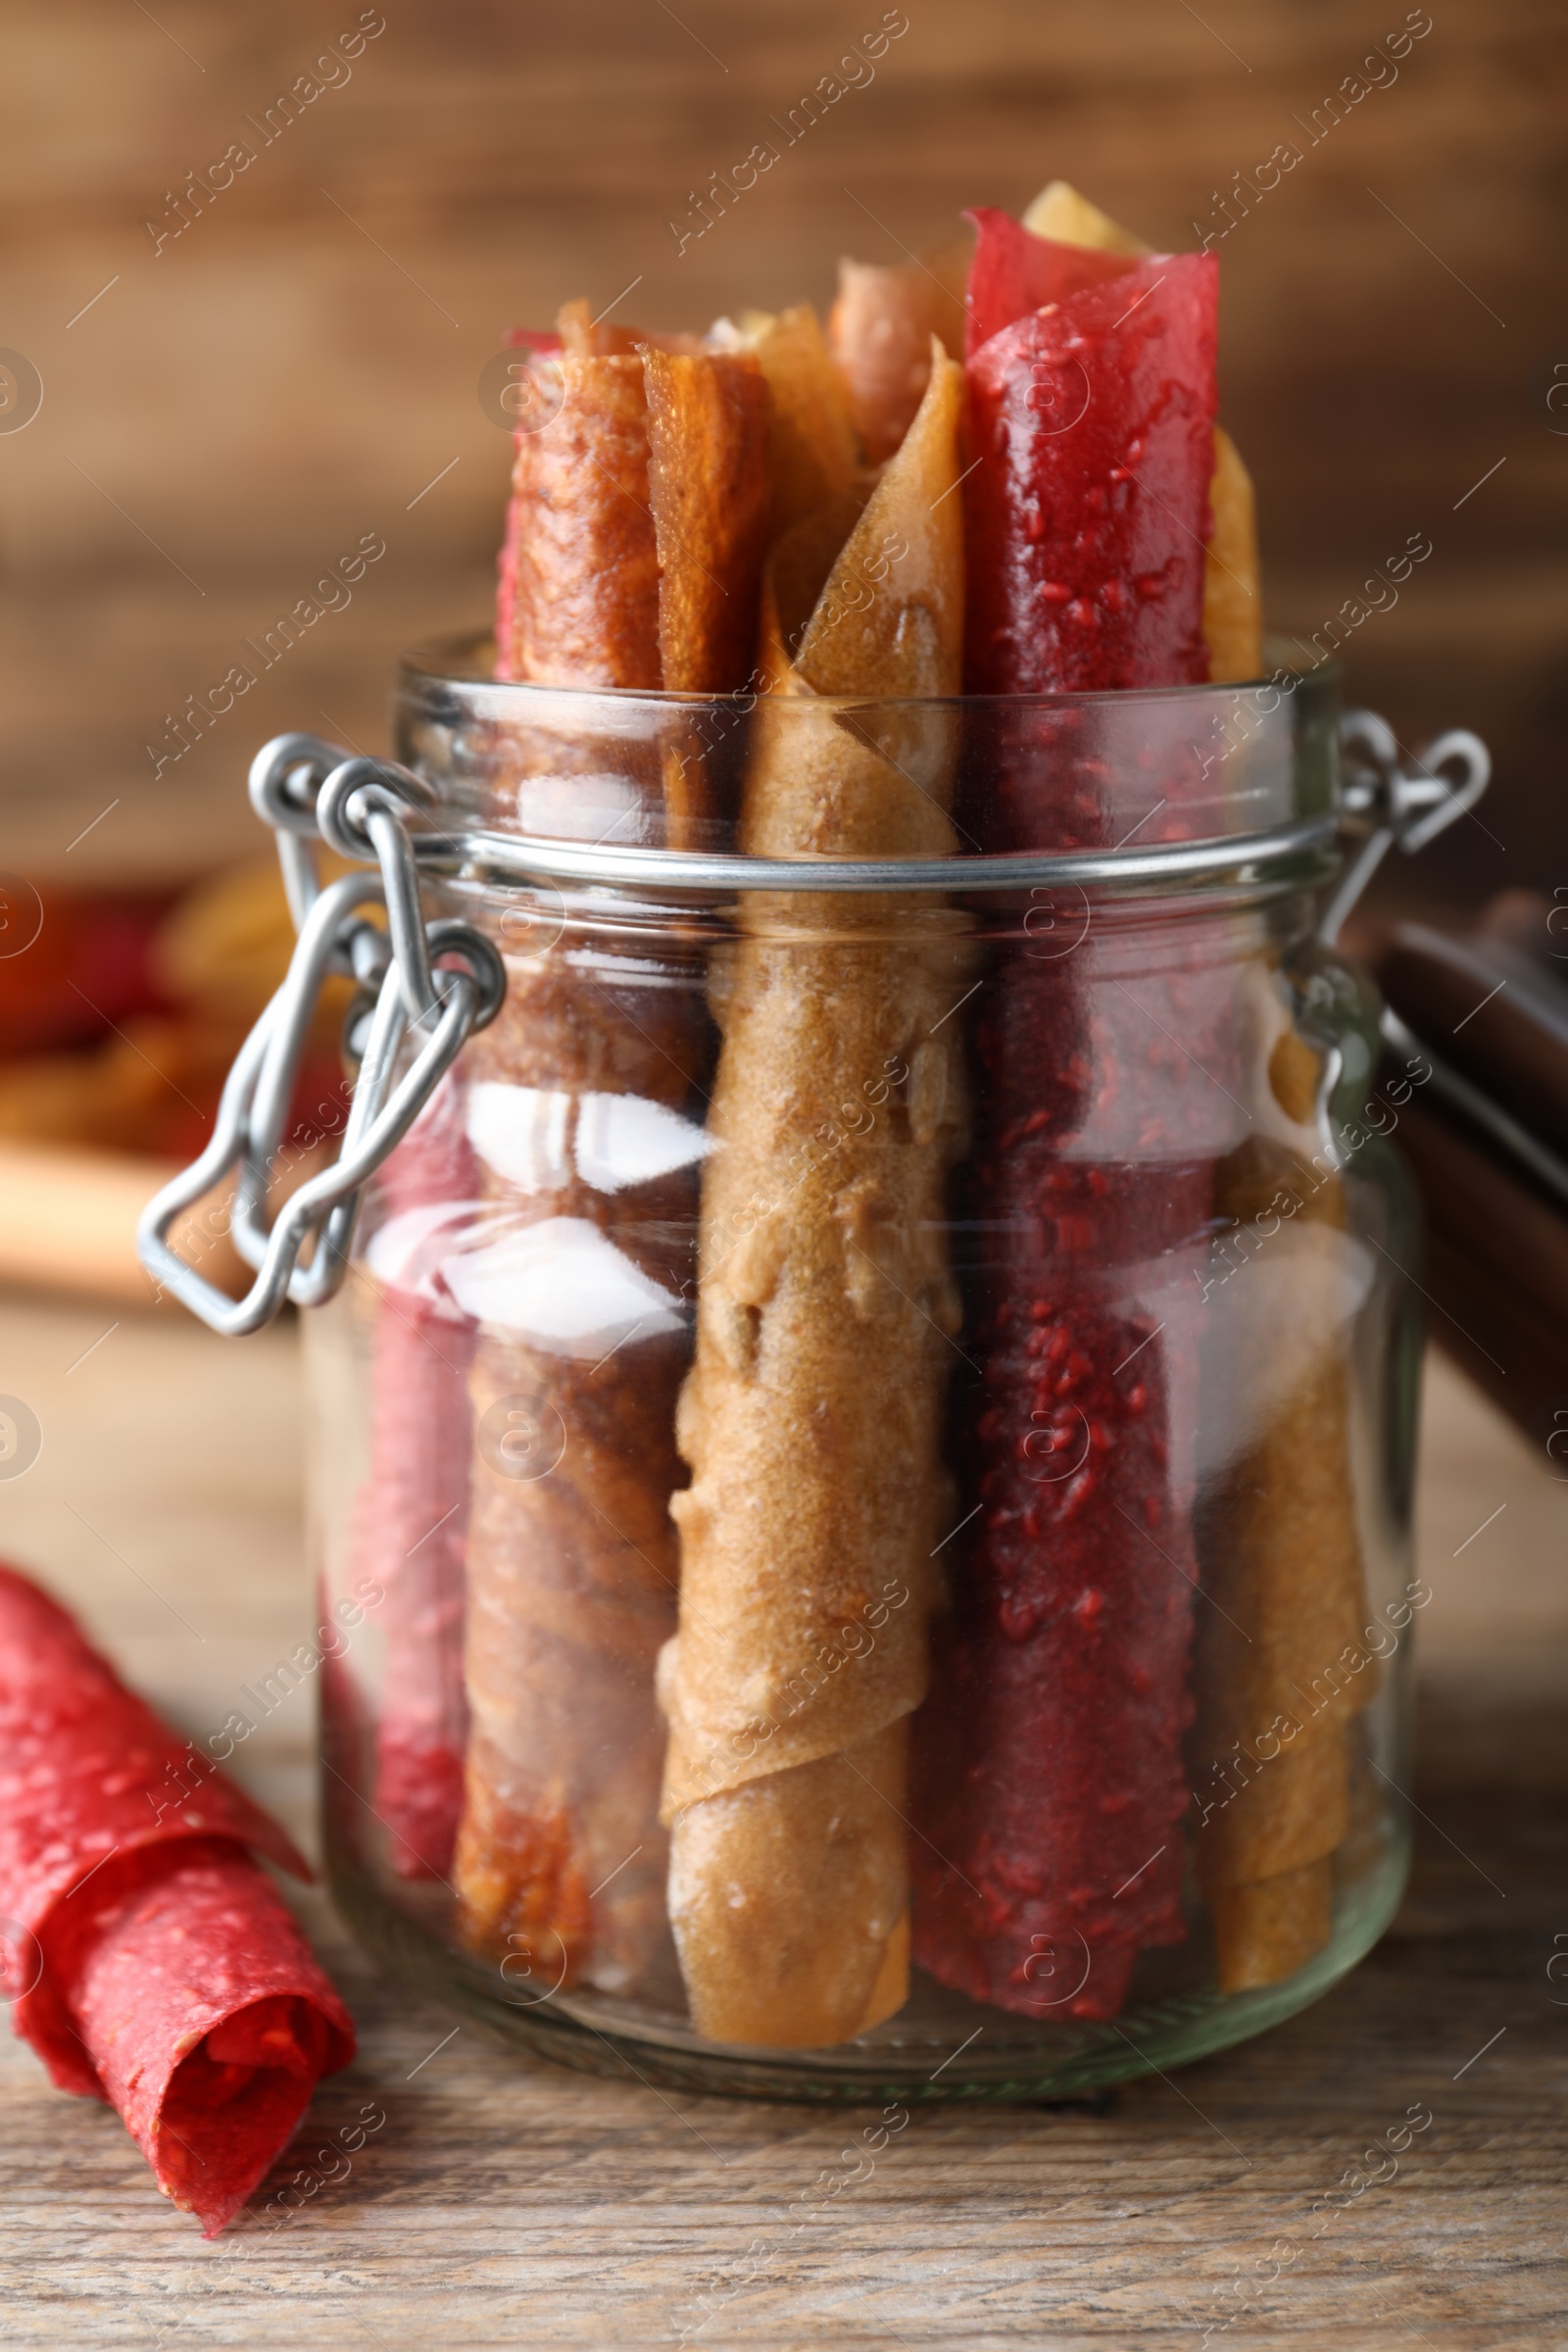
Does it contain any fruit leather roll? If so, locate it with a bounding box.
[1015,180,1263,689]
[914,905,1245,2020]
[827,235,969,462]
[446,953,709,1993]
[452,316,768,1991]
[354,1075,478,1880]
[961,206,1219,693]
[913,202,1236,2020]
[1189,1008,1375,1990]
[659,350,969,2047]
[0,1563,353,2234]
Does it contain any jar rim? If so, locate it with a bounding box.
[401,630,1338,712]
[397,632,1344,900]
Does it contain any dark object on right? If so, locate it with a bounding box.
[1374,897,1568,1448]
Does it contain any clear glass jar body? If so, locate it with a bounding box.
[311,645,1421,2101]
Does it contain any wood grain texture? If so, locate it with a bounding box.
[0,1297,1563,2348]
[0,0,1563,898]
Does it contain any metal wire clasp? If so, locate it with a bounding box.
[1318,710,1491,945]
[137,733,506,1337]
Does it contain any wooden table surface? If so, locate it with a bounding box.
[0,1292,1564,2350]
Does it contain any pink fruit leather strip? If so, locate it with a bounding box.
[357,1078,479,1878]
[0,1563,354,2233]
[962,212,1218,693]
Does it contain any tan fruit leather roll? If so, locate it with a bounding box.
[659,348,968,2047]
[457,331,766,1990]
[1190,1010,1376,1992]
[712,303,859,536]
[1022,181,1264,683]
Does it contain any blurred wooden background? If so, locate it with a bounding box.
[2,0,1564,899]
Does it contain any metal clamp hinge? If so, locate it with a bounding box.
[1319,710,1491,945]
[136,734,505,1337]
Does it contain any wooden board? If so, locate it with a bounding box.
[0,1293,1563,2346]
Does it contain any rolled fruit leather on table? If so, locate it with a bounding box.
[449,305,770,1993]
[0,1565,354,2235]
[910,190,1326,2021]
[658,346,970,2047]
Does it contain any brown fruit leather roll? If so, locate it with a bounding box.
[450,956,705,1992]
[1378,921,1568,1159]
[500,348,662,692]
[456,331,766,1992]
[1190,1010,1376,1990]
[659,348,969,2047]
[645,349,771,696]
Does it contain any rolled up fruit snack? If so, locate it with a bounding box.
[1019,180,1263,688]
[911,194,1260,2019]
[354,1075,477,1881]
[0,1564,353,2234]
[658,348,969,2047]
[1189,1005,1375,1991]
[452,308,768,1993]
[911,905,1247,2019]
[827,235,968,462]
[464,194,1303,2036]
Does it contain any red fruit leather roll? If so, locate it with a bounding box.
[961,210,1217,695]
[912,924,1230,2019]
[356,1076,479,1879]
[914,215,1227,2019]
[0,1564,354,2232]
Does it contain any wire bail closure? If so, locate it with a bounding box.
[136,733,506,1337]
[1317,710,1491,945]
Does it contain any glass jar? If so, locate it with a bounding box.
[308,639,1427,2102]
